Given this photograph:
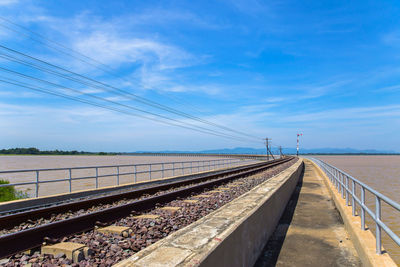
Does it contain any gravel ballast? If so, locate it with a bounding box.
[2,159,296,266]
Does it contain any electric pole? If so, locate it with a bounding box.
[279,146,283,158]
[265,138,270,161]
[296,133,303,156]
[264,138,275,161]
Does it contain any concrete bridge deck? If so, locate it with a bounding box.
[7,157,395,266]
[255,159,361,266]
[114,158,397,266]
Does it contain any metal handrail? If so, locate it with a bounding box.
[0,158,262,197]
[307,157,400,255]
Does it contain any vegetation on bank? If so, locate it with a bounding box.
[0,180,28,202]
[0,147,117,155]
[300,153,400,155]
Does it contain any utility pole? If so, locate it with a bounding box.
[296,133,303,156]
[265,138,270,161]
[264,138,275,160]
[279,146,283,158]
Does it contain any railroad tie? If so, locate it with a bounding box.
[159,206,181,214]
[41,242,92,263]
[183,200,199,204]
[192,194,211,198]
[133,214,160,219]
[96,225,132,237]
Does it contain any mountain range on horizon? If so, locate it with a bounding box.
[133,147,398,155]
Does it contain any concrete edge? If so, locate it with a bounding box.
[0,162,259,213]
[307,159,397,267]
[113,158,303,267]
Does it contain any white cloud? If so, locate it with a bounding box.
[73,32,195,70]
[0,90,39,98]
[264,97,287,103]
[281,105,400,123]
[383,31,400,47]
[373,84,400,93]
[0,0,18,6]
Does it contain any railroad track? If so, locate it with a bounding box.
[0,156,294,263]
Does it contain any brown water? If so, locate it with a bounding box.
[0,155,231,198]
[316,155,400,264]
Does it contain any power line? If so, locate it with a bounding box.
[0,44,262,142]
[0,76,262,143]
[0,55,260,142]
[0,67,260,143]
[0,17,211,115]
[0,19,262,141]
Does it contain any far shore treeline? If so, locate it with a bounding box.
[0,147,117,155]
[1,147,399,156]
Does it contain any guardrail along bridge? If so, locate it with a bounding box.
[0,156,398,266]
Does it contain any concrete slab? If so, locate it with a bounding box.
[255,159,362,267]
[192,194,211,198]
[133,214,160,219]
[97,225,131,237]
[183,200,199,204]
[41,242,88,263]
[207,190,223,193]
[123,246,192,267]
[159,207,181,213]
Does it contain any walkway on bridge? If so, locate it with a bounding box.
[255,159,362,267]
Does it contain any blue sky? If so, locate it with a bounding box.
[0,0,399,152]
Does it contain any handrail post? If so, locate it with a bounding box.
[190,162,192,174]
[117,166,120,185]
[182,162,184,175]
[95,167,99,189]
[335,169,337,188]
[375,196,382,254]
[361,187,365,230]
[134,165,137,183]
[35,170,39,197]
[172,163,175,176]
[149,164,152,180]
[162,163,165,178]
[351,180,356,216]
[341,173,345,199]
[334,169,338,190]
[346,176,350,206]
[69,168,72,193]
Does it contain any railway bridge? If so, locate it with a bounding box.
[0,156,398,266]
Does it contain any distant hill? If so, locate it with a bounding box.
[133,147,398,155]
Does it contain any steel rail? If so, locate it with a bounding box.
[0,157,293,258]
[0,160,278,229]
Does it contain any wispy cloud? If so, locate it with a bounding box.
[226,0,273,17]
[383,31,400,47]
[281,105,400,123]
[0,0,18,6]
[72,32,196,70]
[373,84,400,93]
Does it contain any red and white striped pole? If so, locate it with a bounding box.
[297,133,303,156]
